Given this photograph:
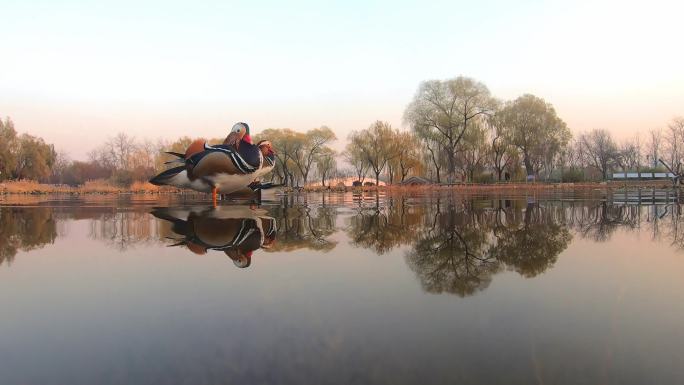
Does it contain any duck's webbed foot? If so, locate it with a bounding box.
[212,186,219,207]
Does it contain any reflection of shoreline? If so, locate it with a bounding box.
[3,196,684,296]
[345,197,684,296]
[0,207,57,266]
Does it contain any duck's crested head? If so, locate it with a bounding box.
[226,250,252,268]
[257,140,275,156]
[231,122,249,134]
[232,122,252,144]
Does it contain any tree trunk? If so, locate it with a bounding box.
[523,154,533,177]
[447,150,456,182]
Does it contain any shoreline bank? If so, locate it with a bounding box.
[1,179,678,196]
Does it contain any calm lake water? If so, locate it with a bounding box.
[1,191,683,385]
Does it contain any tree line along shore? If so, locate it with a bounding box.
[1,75,682,193]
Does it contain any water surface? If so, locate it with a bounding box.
[1,192,683,385]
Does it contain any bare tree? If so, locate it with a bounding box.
[579,128,620,180]
[620,135,642,172]
[664,117,684,173]
[108,132,136,170]
[647,128,662,169]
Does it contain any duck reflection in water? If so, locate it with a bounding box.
[151,206,276,268]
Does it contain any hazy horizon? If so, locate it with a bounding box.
[2,0,683,160]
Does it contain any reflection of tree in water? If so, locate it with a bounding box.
[568,202,640,242]
[406,204,500,296]
[343,196,573,296]
[0,207,57,265]
[347,196,434,254]
[268,200,338,252]
[651,204,684,250]
[491,203,572,278]
[7,192,684,293]
[88,211,166,251]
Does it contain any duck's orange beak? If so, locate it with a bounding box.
[243,134,253,144]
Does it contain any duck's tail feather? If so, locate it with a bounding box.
[166,151,185,158]
[149,166,189,187]
[164,151,186,165]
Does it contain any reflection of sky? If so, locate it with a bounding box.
[0,206,683,384]
[2,0,683,159]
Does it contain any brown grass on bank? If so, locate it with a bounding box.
[0,180,73,194]
[0,179,179,195]
[1,179,676,196]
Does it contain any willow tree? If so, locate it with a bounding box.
[404,76,498,181]
[487,112,516,181]
[13,134,57,181]
[500,94,571,178]
[416,129,447,183]
[0,117,56,182]
[258,128,306,187]
[395,131,423,182]
[292,126,336,186]
[457,121,490,182]
[316,147,336,187]
[353,121,395,186]
[0,117,18,181]
[342,142,369,184]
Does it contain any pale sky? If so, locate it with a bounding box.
[1,0,683,159]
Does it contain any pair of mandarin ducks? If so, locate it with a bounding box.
[149,122,276,204]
